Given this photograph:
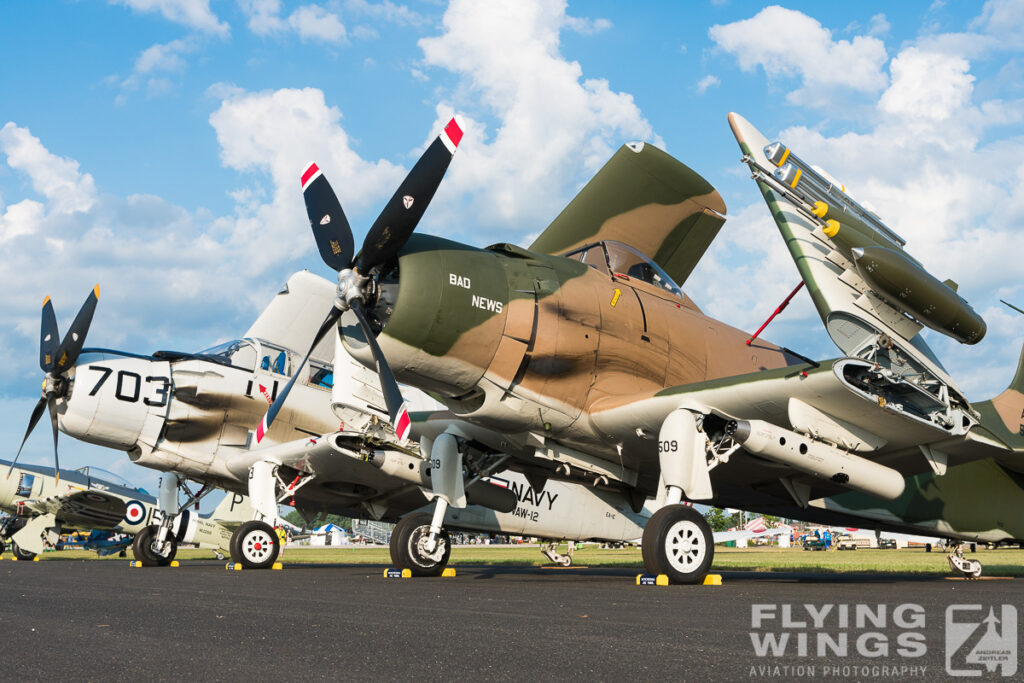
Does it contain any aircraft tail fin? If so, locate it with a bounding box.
[207,492,255,524]
[975,343,1024,450]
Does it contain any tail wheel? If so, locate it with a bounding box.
[230,521,279,569]
[641,504,714,585]
[132,525,177,567]
[12,542,36,562]
[389,512,451,577]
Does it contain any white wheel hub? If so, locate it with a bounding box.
[665,519,707,574]
[242,529,275,564]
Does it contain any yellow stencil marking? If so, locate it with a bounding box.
[610,288,621,307]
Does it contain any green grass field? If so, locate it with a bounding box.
[12,544,1024,576]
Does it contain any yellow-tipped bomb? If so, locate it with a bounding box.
[812,201,829,218]
[823,219,840,237]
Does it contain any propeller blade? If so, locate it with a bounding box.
[8,397,47,479]
[356,117,463,273]
[255,307,342,444]
[53,285,99,373]
[350,299,411,445]
[40,296,60,372]
[301,162,354,271]
[47,397,60,484]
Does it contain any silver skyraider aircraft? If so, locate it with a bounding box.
[14,272,650,571]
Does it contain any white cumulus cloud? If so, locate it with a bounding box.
[0,123,97,214]
[709,6,889,108]
[417,0,657,240]
[113,0,229,35]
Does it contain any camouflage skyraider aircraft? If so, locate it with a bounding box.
[254,113,1024,583]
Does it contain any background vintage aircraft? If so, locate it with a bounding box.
[0,458,250,562]
[254,112,1024,583]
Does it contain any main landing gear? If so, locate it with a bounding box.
[947,543,983,578]
[133,474,212,567]
[642,504,714,584]
[389,431,468,576]
[230,520,280,570]
[389,512,451,576]
[132,525,177,567]
[227,459,315,569]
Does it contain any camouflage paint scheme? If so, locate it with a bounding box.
[337,128,1024,545]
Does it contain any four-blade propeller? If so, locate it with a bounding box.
[255,117,463,446]
[9,286,100,483]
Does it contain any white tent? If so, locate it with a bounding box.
[310,523,350,546]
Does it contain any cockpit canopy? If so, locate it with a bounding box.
[198,339,333,389]
[561,240,684,298]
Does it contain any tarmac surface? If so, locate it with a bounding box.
[2,559,1020,681]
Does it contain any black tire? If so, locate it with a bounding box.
[389,512,451,577]
[0,539,5,556]
[11,542,36,561]
[132,525,177,567]
[641,504,714,585]
[230,521,279,569]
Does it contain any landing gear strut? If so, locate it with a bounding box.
[642,504,714,584]
[390,512,451,576]
[145,475,212,565]
[947,543,982,578]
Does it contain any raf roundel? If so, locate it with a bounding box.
[124,499,147,525]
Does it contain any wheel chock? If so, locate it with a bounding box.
[384,568,412,578]
[441,568,456,577]
[226,562,244,571]
[170,560,180,568]
[129,560,142,567]
[636,574,669,586]
[703,574,723,586]
[272,562,283,570]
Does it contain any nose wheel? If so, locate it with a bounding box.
[389,512,451,576]
[641,504,714,584]
[230,520,280,569]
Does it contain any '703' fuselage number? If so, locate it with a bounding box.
[88,365,169,407]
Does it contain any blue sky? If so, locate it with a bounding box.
[2,0,1023,491]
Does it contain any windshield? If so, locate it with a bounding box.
[199,339,258,371]
[603,241,683,297]
[563,241,683,298]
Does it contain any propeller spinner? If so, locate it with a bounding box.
[10,286,100,483]
[254,117,463,446]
